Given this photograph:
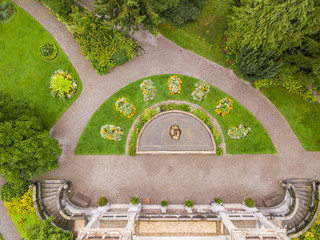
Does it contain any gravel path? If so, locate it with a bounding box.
[2,0,320,237]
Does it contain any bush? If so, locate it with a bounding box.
[41,0,74,18]
[215,197,222,205]
[161,0,204,25]
[0,233,3,240]
[178,104,191,112]
[167,103,178,110]
[184,199,194,208]
[0,180,30,202]
[216,147,223,156]
[97,197,108,207]
[161,200,168,207]
[113,49,129,66]
[40,43,58,60]
[160,104,168,112]
[4,189,35,217]
[131,197,139,205]
[0,1,16,22]
[245,198,255,208]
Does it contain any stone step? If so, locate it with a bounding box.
[39,180,67,184]
[295,188,313,195]
[42,188,59,194]
[41,183,64,189]
[299,203,310,213]
[42,195,57,202]
[43,198,57,211]
[294,209,305,221]
[42,191,57,198]
[44,201,59,215]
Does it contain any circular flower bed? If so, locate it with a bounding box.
[115,97,136,118]
[215,97,233,116]
[40,43,59,60]
[228,124,251,140]
[100,124,123,141]
[140,79,156,102]
[191,80,210,101]
[0,1,16,24]
[168,75,182,94]
[50,69,77,100]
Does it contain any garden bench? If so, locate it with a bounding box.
[71,192,90,207]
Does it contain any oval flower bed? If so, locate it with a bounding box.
[76,74,276,155]
[115,97,136,118]
[50,69,77,100]
[191,80,210,102]
[140,79,156,102]
[100,124,123,141]
[215,97,233,116]
[168,75,182,94]
[228,124,251,140]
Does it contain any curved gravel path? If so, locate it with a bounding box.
[2,0,320,237]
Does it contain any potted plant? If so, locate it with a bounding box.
[244,198,255,208]
[161,200,168,213]
[215,197,223,205]
[184,199,194,213]
[97,197,108,207]
[131,196,139,205]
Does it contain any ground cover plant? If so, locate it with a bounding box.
[261,87,320,151]
[76,74,275,155]
[158,0,234,66]
[0,3,82,130]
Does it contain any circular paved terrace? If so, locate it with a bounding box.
[137,111,216,153]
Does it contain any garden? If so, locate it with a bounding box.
[76,74,275,155]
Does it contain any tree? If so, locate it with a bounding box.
[25,217,73,240]
[0,92,61,191]
[94,0,179,33]
[226,0,320,55]
[41,0,74,18]
[236,47,282,82]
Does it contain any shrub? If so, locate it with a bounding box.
[178,104,191,112]
[115,97,136,118]
[140,79,156,102]
[212,128,221,145]
[302,90,318,103]
[215,97,234,116]
[168,75,182,94]
[113,49,129,66]
[100,124,123,141]
[184,199,194,208]
[228,124,251,140]
[161,0,204,25]
[50,69,77,100]
[41,0,74,18]
[4,189,35,216]
[131,197,139,205]
[167,103,178,110]
[245,198,255,208]
[161,200,168,207]
[216,147,223,156]
[0,233,3,240]
[40,43,58,60]
[97,197,108,207]
[160,104,168,112]
[191,80,210,102]
[0,180,30,202]
[215,197,222,205]
[0,1,16,22]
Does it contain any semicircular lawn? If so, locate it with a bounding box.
[76,74,276,155]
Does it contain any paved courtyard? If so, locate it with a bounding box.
[1,0,320,238]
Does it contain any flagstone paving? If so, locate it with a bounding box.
[1,0,320,238]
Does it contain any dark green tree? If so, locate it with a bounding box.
[0,180,30,202]
[236,47,282,82]
[94,0,179,33]
[25,217,73,240]
[226,0,320,54]
[41,0,74,18]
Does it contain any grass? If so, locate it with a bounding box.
[9,212,40,238]
[0,2,82,130]
[76,74,276,155]
[261,87,320,151]
[157,0,234,67]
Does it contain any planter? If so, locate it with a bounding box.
[185,206,193,213]
[161,206,167,213]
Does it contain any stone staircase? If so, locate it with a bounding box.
[33,180,74,231]
[281,179,320,237]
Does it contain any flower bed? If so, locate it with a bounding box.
[215,97,233,116]
[140,79,156,102]
[228,124,251,140]
[50,69,77,100]
[115,97,136,118]
[191,80,210,101]
[100,124,123,141]
[168,75,182,94]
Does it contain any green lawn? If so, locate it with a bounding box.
[158,0,234,67]
[76,74,276,155]
[262,87,320,151]
[0,2,82,130]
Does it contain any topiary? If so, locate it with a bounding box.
[160,104,168,112]
[97,197,108,207]
[40,43,59,60]
[178,104,191,112]
[0,1,16,23]
[245,198,255,208]
[131,196,139,205]
[184,199,194,208]
[167,103,178,110]
[215,197,222,205]
[161,200,168,207]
